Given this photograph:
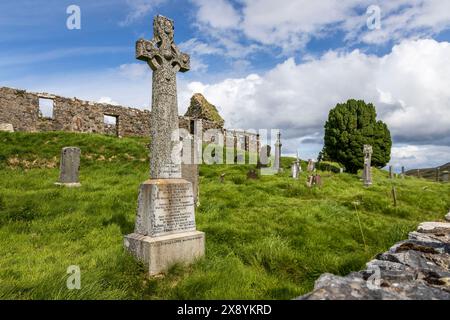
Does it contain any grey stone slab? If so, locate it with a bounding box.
[56,147,81,186]
[182,164,199,207]
[134,179,196,237]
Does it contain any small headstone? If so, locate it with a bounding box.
[306,175,314,188]
[445,211,450,222]
[306,174,322,188]
[182,120,202,207]
[442,171,449,182]
[0,123,14,132]
[55,147,81,187]
[247,169,258,180]
[220,173,226,183]
[307,159,315,172]
[182,164,199,207]
[314,175,322,187]
[339,168,344,174]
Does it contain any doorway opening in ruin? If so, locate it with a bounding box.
[38,98,54,119]
[104,115,119,137]
[189,120,195,135]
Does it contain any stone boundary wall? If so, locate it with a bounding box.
[297,216,450,300]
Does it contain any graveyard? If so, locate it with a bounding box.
[1,3,450,304]
[1,131,449,299]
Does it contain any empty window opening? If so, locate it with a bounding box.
[39,98,54,118]
[104,115,119,136]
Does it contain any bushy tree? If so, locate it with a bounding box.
[321,99,391,174]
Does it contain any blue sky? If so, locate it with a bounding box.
[1,0,450,170]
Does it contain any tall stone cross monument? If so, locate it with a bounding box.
[363,144,373,187]
[124,15,205,276]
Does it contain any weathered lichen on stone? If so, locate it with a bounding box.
[297,221,450,300]
[184,93,225,128]
[136,15,190,73]
[125,15,205,277]
[136,15,190,179]
[55,147,81,187]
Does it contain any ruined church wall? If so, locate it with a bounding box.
[0,87,258,147]
[0,87,151,137]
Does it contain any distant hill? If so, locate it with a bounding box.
[405,162,450,180]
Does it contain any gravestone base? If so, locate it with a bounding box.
[124,231,205,276]
[54,182,81,187]
[125,178,204,276]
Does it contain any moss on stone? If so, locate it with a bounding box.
[184,93,225,127]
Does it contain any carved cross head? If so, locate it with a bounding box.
[363,144,373,158]
[136,15,190,73]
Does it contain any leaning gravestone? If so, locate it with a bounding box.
[442,171,449,183]
[124,15,205,276]
[0,123,14,132]
[307,159,315,172]
[363,145,373,186]
[55,147,81,187]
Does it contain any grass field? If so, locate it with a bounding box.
[0,132,449,300]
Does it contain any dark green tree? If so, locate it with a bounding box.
[321,99,391,174]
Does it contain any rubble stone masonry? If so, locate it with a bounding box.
[0,86,222,138]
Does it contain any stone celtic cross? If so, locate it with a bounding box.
[363,144,373,186]
[136,15,190,179]
[126,16,204,277]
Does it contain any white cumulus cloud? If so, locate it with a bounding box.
[179,38,450,167]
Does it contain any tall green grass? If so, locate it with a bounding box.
[0,132,449,299]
